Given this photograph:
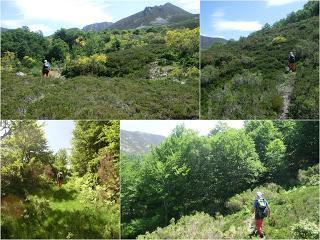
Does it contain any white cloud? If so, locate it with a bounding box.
[211,10,225,18]
[2,20,53,34]
[176,0,199,13]
[28,24,51,33]
[213,35,226,39]
[265,0,301,6]
[12,0,112,26]
[214,20,262,32]
[1,19,22,28]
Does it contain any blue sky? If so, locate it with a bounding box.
[121,120,244,136]
[201,0,308,40]
[1,0,199,35]
[39,120,75,153]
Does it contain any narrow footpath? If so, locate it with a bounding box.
[280,72,295,119]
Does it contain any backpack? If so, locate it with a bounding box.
[289,55,295,63]
[256,198,269,219]
[43,62,50,70]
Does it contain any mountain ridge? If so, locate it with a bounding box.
[83,2,198,31]
[120,130,166,154]
[83,22,113,32]
[200,35,227,49]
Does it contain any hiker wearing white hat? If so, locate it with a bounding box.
[42,59,51,77]
[252,191,271,238]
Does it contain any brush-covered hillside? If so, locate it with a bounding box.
[139,172,319,239]
[1,3,199,119]
[201,1,319,119]
[121,120,319,239]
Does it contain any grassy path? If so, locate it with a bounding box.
[2,182,120,239]
[280,72,295,119]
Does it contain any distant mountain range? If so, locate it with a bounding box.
[0,27,9,32]
[83,2,199,31]
[121,130,166,154]
[200,35,227,49]
[83,22,113,32]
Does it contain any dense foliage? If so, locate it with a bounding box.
[121,120,319,238]
[1,120,120,239]
[1,25,199,119]
[201,1,319,119]
[139,180,319,239]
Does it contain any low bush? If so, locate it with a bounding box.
[272,36,287,44]
[298,164,319,186]
[291,219,320,239]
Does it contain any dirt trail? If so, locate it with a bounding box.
[280,72,295,119]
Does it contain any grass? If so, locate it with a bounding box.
[1,72,199,119]
[1,181,120,239]
[139,184,319,239]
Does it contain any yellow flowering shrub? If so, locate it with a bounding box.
[22,56,36,68]
[1,51,18,72]
[272,36,287,44]
[75,37,86,46]
[91,54,107,64]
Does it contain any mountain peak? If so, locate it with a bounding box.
[110,2,194,29]
[83,2,197,31]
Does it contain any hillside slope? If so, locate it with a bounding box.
[120,130,165,154]
[83,22,113,32]
[139,184,319,239]
[110,3,197,29]
[200,35,227,49]
[201,1,319,119]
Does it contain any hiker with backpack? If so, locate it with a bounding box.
[42,59,51,77]
[252,191,270,238]
[56,171,64,188]
[288,52,296,72]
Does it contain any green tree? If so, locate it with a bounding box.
[54,148,68,171]
[1,28,49,60]
[265,139,286,181]
[70,120,119,176]
[0,121,52,192]
[245,121,283,163]
[208,129,264,201]
[290,121,319,171]
[209,121,230,136]
[47,38,69,62]
[53,28,83,50]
